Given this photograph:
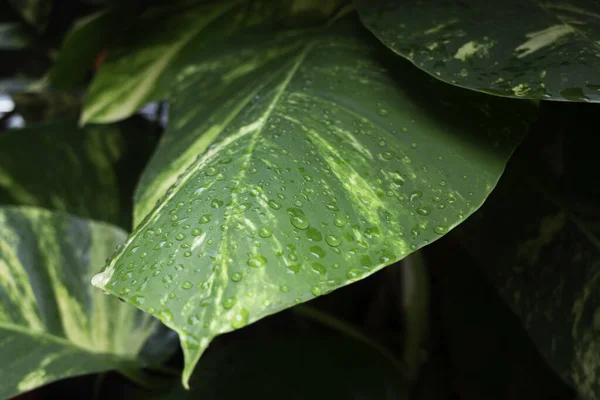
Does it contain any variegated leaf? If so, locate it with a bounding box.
[355,0,600,102]
[458,103,600,399]
[89,3,536,386]
[0,119,158,229]
[0,206,157,400]
[81,0,344,124]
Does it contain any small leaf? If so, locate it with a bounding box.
[355,0,600,102]
[0,206,158,399]
[90,3,536,387]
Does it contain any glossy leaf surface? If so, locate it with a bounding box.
[90,4,536,386]
[0,206,157,400]
[356,0,600,102]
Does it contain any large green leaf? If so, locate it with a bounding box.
[457,103,600,399]
[89,3,536,386]
[0,119,158,229]
[81,0,344,124]
[143,333,408,399]
[0,206,157,400]
[355,0,600,102]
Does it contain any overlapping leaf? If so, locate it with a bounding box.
[0,206,157,400]
[0,119,158,229]
[458,103,600,399]
[355,0,600,102]
[87,1,536,386]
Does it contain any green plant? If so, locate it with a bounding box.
[1,0,597,399]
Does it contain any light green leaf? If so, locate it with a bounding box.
[457,103,600,399]
[0,119,158,229]
[81,0,344,124]
[143,333,409,399]
[355,0,600,102]
[0,206,158,400]
[0,22,32,49]
[90,4,536,387]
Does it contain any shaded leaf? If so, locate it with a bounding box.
[8,0,51,29]
[355,0,600,102]
[48,9,137,90]
[89,3,535,386]
[142,333,408,399]
[0,206,157,399]
[457,103,600,399]
[0,118,158,229]
[426,236,576,400]
[0,22,33,49]
[81,0,344,124]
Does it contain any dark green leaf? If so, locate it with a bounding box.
[427,238,576,400]
[0,118,158,229]
[8,0,51,29]
[88,3,535,386]
[49,10,135,90]
[142,333,408,399]
[457,103,600,399]
[0,206,158,399]
[355,0,600,102]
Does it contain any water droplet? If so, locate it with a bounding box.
[191,228,202,236]
[162,274,173,284]
[159,309,173,323]
[377,108,389,116]
[346,268,362,279]
[306,227,322,242]
[310,246,326,259]
[206,166,219,176]
[266,199,282,210]
[210,199,223,209]
[334,217,345,227]
[223,296,237,310]
[231,272,243,282]
[416,206,431,216]
[409,191,423,202]
[380,151,395,160]
[247,255,267,268]
[291,216,309,230]
[410,142,418,149]
[175,233,186,241]
[231,308,249,329]
[235,203,251,213]
[182,281,193,290]
[199,214,212,224]
[434,225,448,234]
[188,315,200,325]
[130,295,145,306]
[325,234,341,247]
[311,263,327,274]
[279,285,290,293]
[258,227,272,238]
[311,286,322,296]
